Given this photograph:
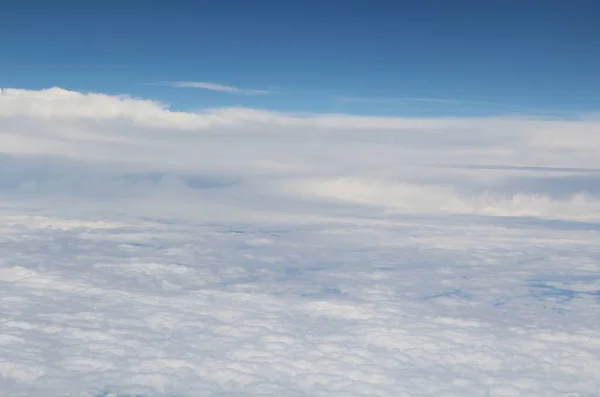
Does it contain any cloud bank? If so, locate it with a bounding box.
[1,87,600,396]
[1,86,599,223]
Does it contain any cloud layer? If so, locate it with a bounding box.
[1,87,600,396]
[1,86,600,222]
[1,206,599,397]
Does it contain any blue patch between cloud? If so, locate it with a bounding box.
[528,278,600,303]
[422,289,473,300]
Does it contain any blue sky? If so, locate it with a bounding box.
[2,0,599,116]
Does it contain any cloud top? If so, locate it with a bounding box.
[2,87,600,397]
[1,86,600,223]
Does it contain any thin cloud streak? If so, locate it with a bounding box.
[161,81,272,95]
[336,95,578,116]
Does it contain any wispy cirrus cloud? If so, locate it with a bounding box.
[336,95,578,116]
[336,95,469,105]
[161,81,272,95]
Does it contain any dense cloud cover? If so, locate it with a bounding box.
[1,87,600,222]
[1,88,600,396]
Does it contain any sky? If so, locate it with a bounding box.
[1,0,599,116]
[2,2,600,397]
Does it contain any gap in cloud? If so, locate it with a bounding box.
[528,275,600,299]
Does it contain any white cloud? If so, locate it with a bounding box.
[1,206,600,396]
[1,87,600,222]
[284,177,600,222]
[1,87,600,396]
[160,81,272,95]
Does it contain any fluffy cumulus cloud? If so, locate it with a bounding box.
[1,87,600,396]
